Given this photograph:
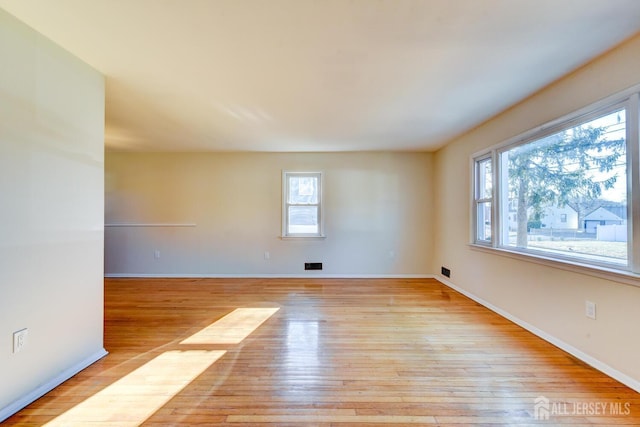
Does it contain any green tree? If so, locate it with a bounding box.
[508,125,625,248]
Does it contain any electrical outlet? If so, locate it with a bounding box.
[585,300,596,320]
[13,329,28,353]
[264,251,270,260]
[154,250,160,259]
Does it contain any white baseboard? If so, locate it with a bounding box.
[0,348,108,423]
[434,275,640,394]
[105,273,434,279]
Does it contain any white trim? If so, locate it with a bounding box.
[280,235,327,240]
[0,348,108,423]
[105,273,434,279]
[434,275,640,394]
[469,155,477,244]
[105,223,196,227]
[628,93,640,272]
[471,85,639,274]
[282,171,324,238]
[472,156,493,244]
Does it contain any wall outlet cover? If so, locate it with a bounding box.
[585,300,596,320]
[13,328,28,353]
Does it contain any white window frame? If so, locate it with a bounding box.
[473,155,494,246]
[282,171,325,238]
[471,84,640,283]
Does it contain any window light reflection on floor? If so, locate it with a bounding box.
[180,307,280,345]
[41,307,279,425]
[43,350,226,427]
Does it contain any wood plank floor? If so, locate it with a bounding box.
[4,278,639,426]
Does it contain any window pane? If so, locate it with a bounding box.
[288,176,318,204]
[288,206,318,234]
[477,202,492,242]
[502,109,627,265]
[478,158,492,199]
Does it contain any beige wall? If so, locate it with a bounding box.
[0,9,105,419]
[433,33,640,387]
[105,151,433,276]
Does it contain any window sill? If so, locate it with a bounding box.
[469,243,640,288]
[281,235,327,240]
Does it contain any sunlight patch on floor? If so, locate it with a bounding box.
[43,350,225,426]
[181,307,280,345]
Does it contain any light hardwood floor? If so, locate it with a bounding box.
[4,278,639,425]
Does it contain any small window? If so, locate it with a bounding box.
[282,171,324,237]
[560,214,567,223]
[474,157,492,244]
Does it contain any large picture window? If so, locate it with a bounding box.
[473,89,640,274]
[282,171,324,238]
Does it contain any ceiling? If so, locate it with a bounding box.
[2,0,640,152]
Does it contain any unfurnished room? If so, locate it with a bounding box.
[2,1,640,425]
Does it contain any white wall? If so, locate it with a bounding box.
[0,9,105,419]
[105,152,433,276]
[433,33,640,387]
